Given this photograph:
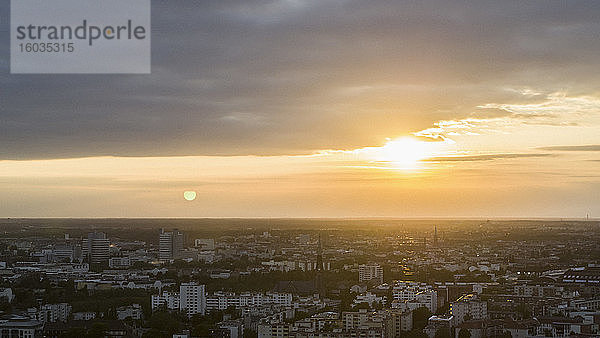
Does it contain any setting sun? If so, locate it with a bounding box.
[373,137,438,170]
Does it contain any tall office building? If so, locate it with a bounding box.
[82,232,110,264]
[159,229,185,261]
[179,283,206,316]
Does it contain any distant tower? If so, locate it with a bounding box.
[315,231,324,297]
[316,232,323,271]
[433,225,438,246]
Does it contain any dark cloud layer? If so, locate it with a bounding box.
[2,0,600,160]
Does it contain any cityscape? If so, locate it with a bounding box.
[0,218,597,337]
[2,1,600,338]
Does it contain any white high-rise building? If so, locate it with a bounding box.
[359,264,384,283]
[180,283,206,316]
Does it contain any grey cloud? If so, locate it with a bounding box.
[2,0,600,159]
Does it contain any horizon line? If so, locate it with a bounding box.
[1,216,598,221]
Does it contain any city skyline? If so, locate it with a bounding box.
[0,218,597,337]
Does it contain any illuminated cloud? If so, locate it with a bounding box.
[423,153,552,162]
[413,93,600,142]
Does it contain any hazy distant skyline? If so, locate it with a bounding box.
[1,1,600,217]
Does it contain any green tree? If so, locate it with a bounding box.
[338,290,356,312]
[403,329,428,338]
[87,323,108,338]
[515,303,532,319]
[412,307,432,330]
[458,328,472,338]
[149,311,181,336]
[354,302,370,310]
[142,328,166,338]
[243,328,258,338]
[63,328,86,338]
[224,305,240,319]
[434,328,452,338]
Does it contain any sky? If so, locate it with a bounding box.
[1,0,600,217]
